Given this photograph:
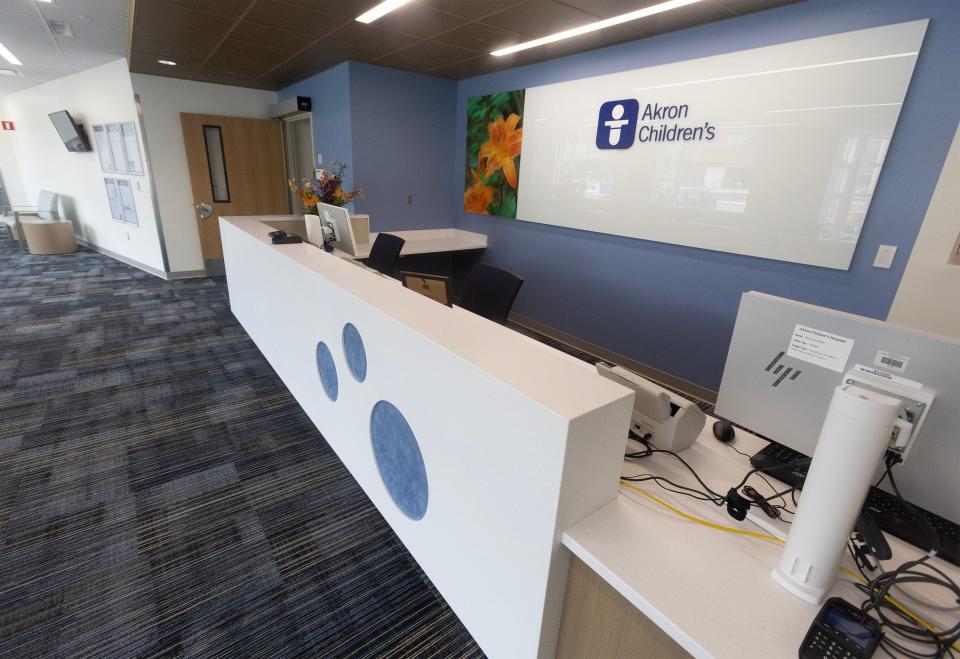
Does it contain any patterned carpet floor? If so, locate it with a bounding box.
[0,236,483,658]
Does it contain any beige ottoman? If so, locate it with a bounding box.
[20,218,77,255]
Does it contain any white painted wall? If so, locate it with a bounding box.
[3,59,165,271]
[888,123,960,338]
[0,107,28,208]
[130,74,277,273]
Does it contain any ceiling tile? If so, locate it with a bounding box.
[425,53,514,79]
[324,21,420,54]
[365,53,430,74]
[294,37,383,64]
[123,0,810,90]
[243,0,349,35]
[131,50,203,75]
[431,21,525,53]
[216,38,294,65]
[367,4,468,39]
[200,59,271,78]
[0,9,46,32]
[132,36,215,61]
[419,0,523,20]
[132,21,215,48]
[635,0,739,35]
[0,0,35,16]
[481,0,601,37]
[151,0,253,19]
[273,0,381,19]
[230,21,314,51]
[54,0,129,18]
[372,39,477,67]
[135,0,205,30]
[714,0,804,15]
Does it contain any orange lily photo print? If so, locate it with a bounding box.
[464,89,525,218]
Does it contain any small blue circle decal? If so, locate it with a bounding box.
[315,341,338,401]
[342,323,367,383]
[370,401,428,521]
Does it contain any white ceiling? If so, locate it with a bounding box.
[0,0,130,99]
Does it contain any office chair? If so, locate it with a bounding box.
[458,264,524,325]
[366,233,405,276]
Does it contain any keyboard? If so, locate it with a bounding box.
[750,441,959,566]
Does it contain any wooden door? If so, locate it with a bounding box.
[181,113,288,271]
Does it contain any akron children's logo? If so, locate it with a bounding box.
[596,99,716,149]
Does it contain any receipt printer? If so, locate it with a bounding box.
[597,363,706,452]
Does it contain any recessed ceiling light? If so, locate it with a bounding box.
[157,59,177,66]
[491,0,707,57]
[356,0,413,24]
[36,0,54,3]
[0,42,22,66]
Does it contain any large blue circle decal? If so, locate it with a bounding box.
[342,323,367,383]
[315,341,338,401]
[370,401,428,520]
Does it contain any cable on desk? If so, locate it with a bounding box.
[617,480,960,654]
[848,457,959,658]
[619,480,785,544]
[624,434,798,519]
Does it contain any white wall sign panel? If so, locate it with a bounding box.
[510,21,927,270]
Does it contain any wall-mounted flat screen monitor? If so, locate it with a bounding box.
[48,110,91,152]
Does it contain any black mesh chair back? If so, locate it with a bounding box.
[366,233,405,276]
[458,264,524,325]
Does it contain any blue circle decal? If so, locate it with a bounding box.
[315,341,338,401]
[370,401,428,520]
[342,323,367,383]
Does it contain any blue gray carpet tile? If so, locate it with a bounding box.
[0,236,483,658]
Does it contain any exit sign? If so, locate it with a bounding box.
[1,121,13,131]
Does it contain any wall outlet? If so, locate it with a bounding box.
[873,244,897,269]
[405,193,413,206]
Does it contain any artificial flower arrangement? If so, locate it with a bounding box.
[289,161,363,214]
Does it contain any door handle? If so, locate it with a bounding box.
[195,202,213,219]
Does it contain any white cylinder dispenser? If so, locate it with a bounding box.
[772,383,900,604]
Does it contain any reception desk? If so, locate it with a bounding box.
[220,216,634,658]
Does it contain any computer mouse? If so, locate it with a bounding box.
[712,420,736,443]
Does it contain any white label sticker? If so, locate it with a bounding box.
[853,364,923,389]
[786,324,855,373]
[874,350,910,373]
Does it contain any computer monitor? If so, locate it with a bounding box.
[317,202,357,256]
[715,292,959,525]
[401,272,452,306]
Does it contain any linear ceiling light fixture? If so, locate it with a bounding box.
[0,42,23,66]
[491,0,706,57]
[356,0,414,24]
[157,59,177,66]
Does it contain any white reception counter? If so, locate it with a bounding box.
[220,216,634,658]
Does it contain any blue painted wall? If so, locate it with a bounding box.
[453,0,960,391]
[349,63,457,231]
[279,62,354,190]
[280,62,457,232]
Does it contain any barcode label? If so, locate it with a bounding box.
[874,350,909,373]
